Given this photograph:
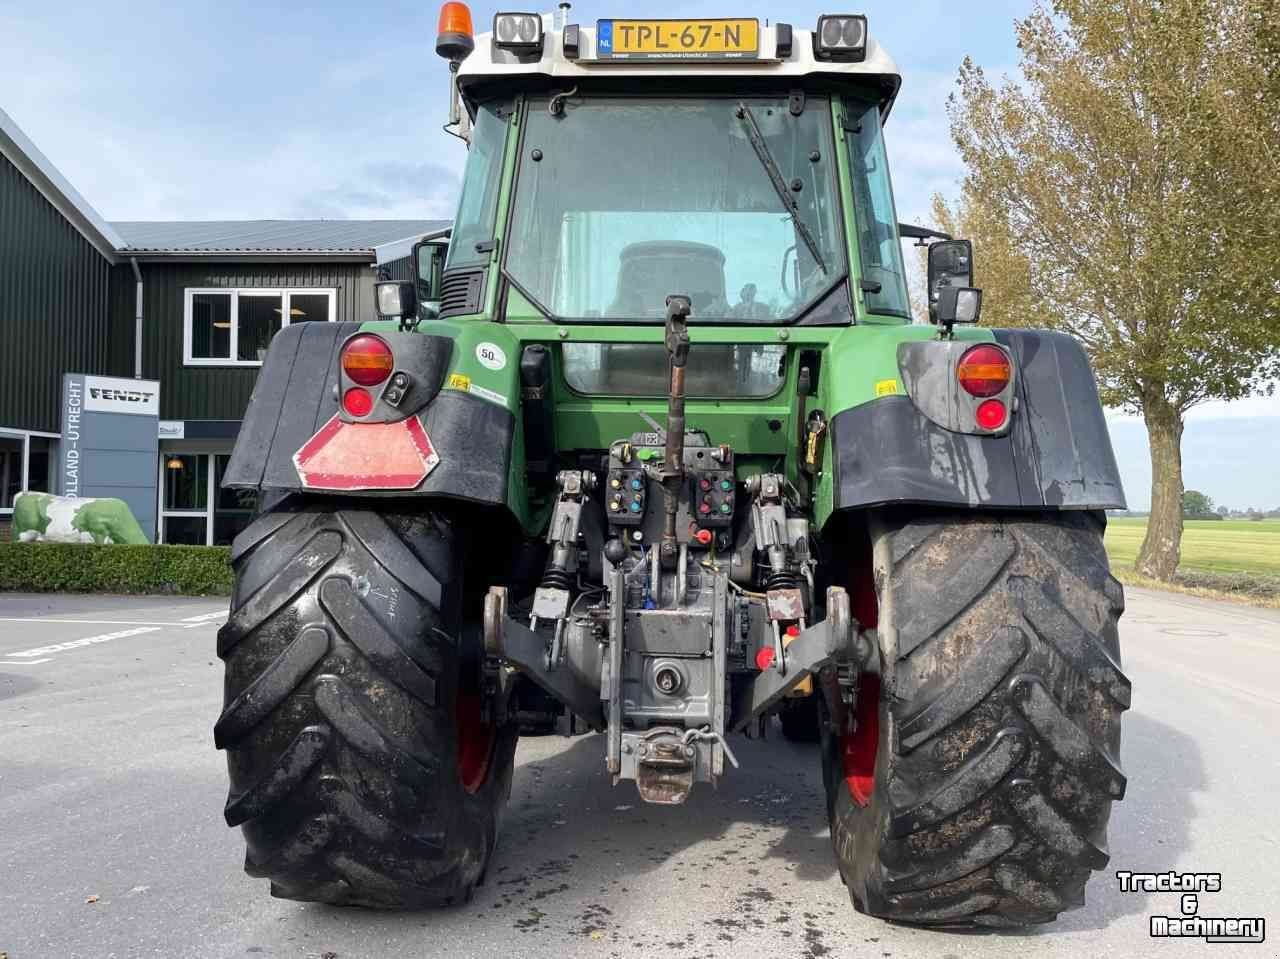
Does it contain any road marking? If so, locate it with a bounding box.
[0,616,225,629]
[0,659,52,665]
[0,622,186,627]
[7,626,162,659]
[181,611,228,624]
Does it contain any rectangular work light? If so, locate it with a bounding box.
[814,14,867,61]
[493,12,543,53]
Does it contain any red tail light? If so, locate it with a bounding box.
[975,398,1007,430]
[957,345,1011,397]
[341,334,394,387]
[342,387,374,417]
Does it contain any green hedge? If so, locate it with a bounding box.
[0,542,232,595]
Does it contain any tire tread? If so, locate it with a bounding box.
[827,512,1128,927]
[216,507,515,908]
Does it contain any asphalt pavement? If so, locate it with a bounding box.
[1,587,1278,959]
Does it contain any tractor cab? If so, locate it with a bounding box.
[430,6,914,330]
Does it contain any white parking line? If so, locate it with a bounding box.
[180,611,228,624]
[0,617,190,627]
[7,626,162,659]
[0,659,53,666]
[0,616,225,629]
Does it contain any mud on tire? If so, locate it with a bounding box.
[822,511,1129,927]
[214,507,517,908]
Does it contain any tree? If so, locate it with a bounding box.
[1182,489,1215,518]
[1216,505,1230,517]
[943,0,1280,579]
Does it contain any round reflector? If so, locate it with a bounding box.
[342,387,374,418]
[341,334,394,387]
[957,345,1012,397]
[755,646,776,671]
[976,398,1008,430]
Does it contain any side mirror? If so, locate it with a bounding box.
[927,239,974,324]
[375,281,416,321]
[412,240,449,306]
[934,286,983,330]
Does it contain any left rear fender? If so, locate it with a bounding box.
[221,322,516,510]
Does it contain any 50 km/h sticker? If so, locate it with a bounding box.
[475,343,507,371]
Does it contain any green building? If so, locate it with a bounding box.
[0,105,446,544]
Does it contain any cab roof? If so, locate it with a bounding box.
[457,20,902,120]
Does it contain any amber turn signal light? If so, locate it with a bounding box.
[341,334,394,387]
[957,345,1012,398]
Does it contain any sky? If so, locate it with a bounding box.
[1,0,1276,509]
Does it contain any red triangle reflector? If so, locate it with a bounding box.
[293,415,439,491]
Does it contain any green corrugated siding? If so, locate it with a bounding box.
[0,151,116,433]
[110,260,375,420]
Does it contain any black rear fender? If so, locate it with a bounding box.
[829,330,1126,514]
[221,323,514,508]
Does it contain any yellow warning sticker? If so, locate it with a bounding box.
[447,373,471,391]
[875,379,899,397]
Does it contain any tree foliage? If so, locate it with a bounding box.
[1182,489,1215,517]
[942,0,1280,578]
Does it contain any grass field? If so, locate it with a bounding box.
[1105,517,1280,578]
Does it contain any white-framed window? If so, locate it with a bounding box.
[158,451,211,544]
[156,451,258,545]
[0,427,59,515]
[183,288,336,367]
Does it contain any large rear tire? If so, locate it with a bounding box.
[822,511,1128,926]
[214,507,517,908]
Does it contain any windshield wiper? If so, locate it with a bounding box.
[735,101,828,275]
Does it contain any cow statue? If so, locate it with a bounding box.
[12,492,149,545]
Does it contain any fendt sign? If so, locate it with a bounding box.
[59,374,161,541]
[84,379,160,415]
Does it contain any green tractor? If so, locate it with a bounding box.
[215,6,1129,928]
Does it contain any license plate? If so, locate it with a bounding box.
[596,18,760,60]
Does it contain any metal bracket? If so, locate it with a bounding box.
[730,586,865,731]
[484,586,605,730]
[606,566,625,775]
[711,570,727,777]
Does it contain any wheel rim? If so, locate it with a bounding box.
[455,685,497,794]
[841,673,880,807]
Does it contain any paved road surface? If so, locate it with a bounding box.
[1,588,1277,958]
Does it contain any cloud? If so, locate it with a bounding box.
[0,0,462,222]
[1106,390,1280,423]
[295,160,462,220]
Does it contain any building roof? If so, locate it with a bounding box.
[374,224,452,266]
[0,106,126,261]
[111,219,451,256]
